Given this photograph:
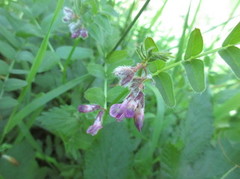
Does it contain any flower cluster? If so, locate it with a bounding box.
[62,7,88,39]
[78,104,104,136]
[110,64,146,131]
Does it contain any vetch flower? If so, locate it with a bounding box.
[62,7,75,23]
[134,92,145,131]
[62,7,89,39]
[86,111,104,136]
[113,66,135,86]
[109,91,144,122]
[78,104,101,113]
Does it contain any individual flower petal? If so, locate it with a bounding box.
[87,111,104,136]
[134,107,144,131]
[78,104,101,113]
[62,7,75,23]
[79,28,88,39]
[113,66,135,86]
[68,20,82,34]
[124,100,138,118]
[109,103,126,121]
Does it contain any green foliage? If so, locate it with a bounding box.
[0,0,240,178]
[184,28,203,60]
[84,123,132,179]
[154,72,175,107]
[222,22,240,47]
[183,59,205,92]
[219,46,240,78]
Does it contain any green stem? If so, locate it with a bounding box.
[153,45,231,76]
[104,64,108,109]
[107,0,151,58]
[220,165,238,179]
[62,39,80,83]
[0,60,15,98]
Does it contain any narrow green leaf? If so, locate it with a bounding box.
[84,87,104,106]
[0,60,9,75]
[144,37,158,52]
[153,72,175,107]
[183,59,205,92]
[0,41,16,60]
[4,78,28,91]
[218,46,240,78]
[3,75,91,137]
[0,97,18,109]
[222,22,240,47]
[106,50,128,63]
[184,28,203,60]
[148,60,165,73]
[0,26,21,48]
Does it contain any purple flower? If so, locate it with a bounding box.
[78,104,101,113]
[87,111,104,136]
[62,7,75,23]
[134,107,144,131]
[113,66,135,86]
[109,91,144,122]
[134,92,145,131]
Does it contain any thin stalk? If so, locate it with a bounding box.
[62,39,80,83]
[104,64,108,109]
[0,60,15,98]
[33,18,64,71]
[107,0,151,58]
[220,165,239,179]
[153,45,230,76]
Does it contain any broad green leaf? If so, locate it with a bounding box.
[0,141,47,179]
[184,28,203,60]
[87,63,105,79]
[183,59,205,92]
[0,97,18,109]
[0,26,21,48]
[3,75,90,137]
[160,143,181,179]
[38,51,60,73]
[84,122,132,179]
[0,41,16,60]
[84,87,104,106]
[218,46,240,78]
[56,46,93,60]
[37,106,94,155]
[222,22,240,47]
[15,51,34,63]
[181,91,213,162]
[214,92,240,121]
[144,37,158,52]
[107,86,126,103]
[4,78,28,91]
[0,60,9,75]
[107,50,128,63]
[154,72,175,107]
[148,60,165,73]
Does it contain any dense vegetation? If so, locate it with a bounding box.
[0,0,240,178]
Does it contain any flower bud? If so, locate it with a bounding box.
[113,66,135,86]
[78,104,101,113]
[86,111,104,136]
[79,28,88,39]
[134,107,144,131]
[62,7,75,23]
